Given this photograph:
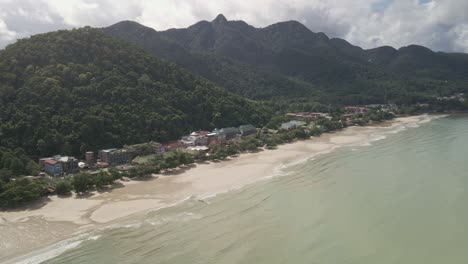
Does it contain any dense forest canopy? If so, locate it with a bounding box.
[0,27,269,161]
[104,15,468,104]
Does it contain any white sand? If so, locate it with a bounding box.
[0,114,436,262]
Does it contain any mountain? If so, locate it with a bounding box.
[104,15,468,103]
[0,27,268,158]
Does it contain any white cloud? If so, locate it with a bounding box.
[0,0,468,52]
[0,18,16,47]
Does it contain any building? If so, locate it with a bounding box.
[85,151,94,166]
[207,132,222,145]
[180,135,195,147]
[280,121,306,130]
[57,156,79,174]
[239,125,257,137]
[44,159,63,177]
[181,131,210,147]
[219,127,239,140]
[40,155,78,176]
[163,141,184,152]
[98,148,131,166]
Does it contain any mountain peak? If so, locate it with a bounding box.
[213,14,228,24]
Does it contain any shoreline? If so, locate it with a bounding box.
[0,114,441,263]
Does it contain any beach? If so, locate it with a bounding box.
[0,115,434,263]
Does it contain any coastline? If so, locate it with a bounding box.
[0,114,439,263]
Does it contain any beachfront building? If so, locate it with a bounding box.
[280,121,306,130]
[219,127,239,140]
[39,155,79,176]
[44,159,63,177]
[85,151,94,166]
[163,141,184,152]
[57,156,79,174]
[239,125,257,137]
[181,131,210,147]
[207,132,222,145]
[98,148,131,166]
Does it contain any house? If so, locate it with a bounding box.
[85,151,94,166]
[280,121,306,130]
[56,156,79,174]
[181,131,210,147]
[239,125,257,137]
[44,159,63,177]
[39,155,79,176]
[181,136,196,147]
[207,132,222,145]
[98,148,131,165]
[163,141,184,152]
[219,127,239,140]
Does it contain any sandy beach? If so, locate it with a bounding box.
[0,115,435,263]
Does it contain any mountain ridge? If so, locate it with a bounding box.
[103,14,468,103]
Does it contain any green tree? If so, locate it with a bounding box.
[72,173,92,194]
[55,180,72,196]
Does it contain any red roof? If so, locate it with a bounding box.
[164,141,184,149]
[44,159,58,165]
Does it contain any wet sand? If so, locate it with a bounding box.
[0,115,432,263]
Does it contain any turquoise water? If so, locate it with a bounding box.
[41,115,468,264]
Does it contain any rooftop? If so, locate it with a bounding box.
[100,148,118,153]
[44,159,58,165]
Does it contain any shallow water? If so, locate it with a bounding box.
[21,115,468,263]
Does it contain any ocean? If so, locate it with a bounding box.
[13,114,468,264]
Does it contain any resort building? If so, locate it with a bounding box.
[219,127,239,140]
[207,132,222,145]
[39,155,79,176]
[239,125,257,137]
[181,131,210,147]
[280,121,306,130]
[163,141,184,152]
[98,148,131,166]
[44,159,63,177]
[85,151,94,166]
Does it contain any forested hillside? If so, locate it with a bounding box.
[104,14,468,104]
[0,27,268,162]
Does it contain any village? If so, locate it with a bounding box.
[36,105,396,179]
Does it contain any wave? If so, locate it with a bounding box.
[1,234,101,264]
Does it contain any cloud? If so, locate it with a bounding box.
[0,0,468,52]
[0,18,16,48]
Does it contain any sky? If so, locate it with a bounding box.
[1,0,468,52]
